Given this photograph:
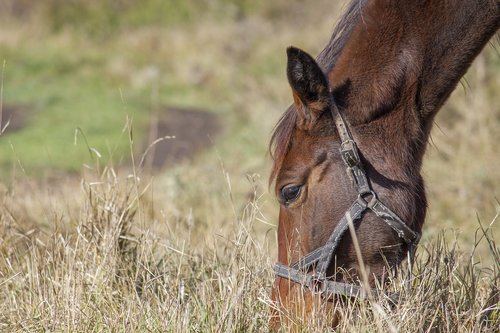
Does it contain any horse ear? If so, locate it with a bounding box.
[287,47,330,130]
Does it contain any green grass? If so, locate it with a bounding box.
[42,0,270,36]
[0,0,292,178]
[0,40,148,177]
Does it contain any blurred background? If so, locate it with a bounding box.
[0,0,498,259]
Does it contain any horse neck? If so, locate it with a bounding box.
[320,0,499,187]
[326,0,499,129]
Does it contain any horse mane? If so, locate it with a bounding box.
[269,0,368,185]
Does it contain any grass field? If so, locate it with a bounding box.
[0,1,499,331]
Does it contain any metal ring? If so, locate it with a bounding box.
[357,191,377,206]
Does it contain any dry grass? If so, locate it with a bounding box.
[0,166,498,332]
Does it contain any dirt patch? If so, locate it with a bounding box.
[141,106,221,170]
[0,104,32,134]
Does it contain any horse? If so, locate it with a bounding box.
[269,0,499,327]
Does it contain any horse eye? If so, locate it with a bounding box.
[281,185,302,205]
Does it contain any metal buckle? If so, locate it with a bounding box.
[341,140,361,167]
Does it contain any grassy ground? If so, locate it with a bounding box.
[0,0,498,331]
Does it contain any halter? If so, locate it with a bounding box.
[274,100,421,301]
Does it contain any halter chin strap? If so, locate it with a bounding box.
[274,102,421,302]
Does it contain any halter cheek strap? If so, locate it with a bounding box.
[274,103,421,301]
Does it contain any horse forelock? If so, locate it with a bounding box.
[269,106,296,186]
